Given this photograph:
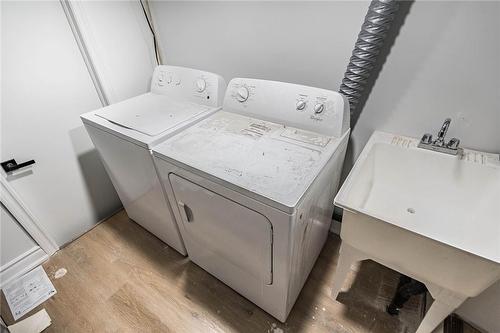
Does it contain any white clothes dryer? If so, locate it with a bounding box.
[81,65,226,255]
[152,78,350,320]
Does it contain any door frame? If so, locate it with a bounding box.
[1,178,59,256]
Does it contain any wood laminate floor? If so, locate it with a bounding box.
[2,210,427,332]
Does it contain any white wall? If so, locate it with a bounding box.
[350,1,500,168]
[150,1,499,330]
[149,1,368,90]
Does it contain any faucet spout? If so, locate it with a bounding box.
[436,118,451,145]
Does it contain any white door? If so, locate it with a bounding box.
[63,0,157,104]
[169,174,273,286]
[1,1,121,246]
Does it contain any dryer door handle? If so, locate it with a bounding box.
[178,201,192,222]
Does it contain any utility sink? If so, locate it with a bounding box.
[331,131,500,333]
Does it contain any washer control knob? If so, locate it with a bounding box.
[236,87,249,102]
[296,100,307,111]
[158,72,166,86]
[195,78,207,92]
[313,103,325,114]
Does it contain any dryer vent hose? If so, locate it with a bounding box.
[339,0,400,115]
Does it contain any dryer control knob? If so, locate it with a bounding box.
[313,103,325,114]
[236,87,249,102]
[195,79,207,92]
[296,100,307,111]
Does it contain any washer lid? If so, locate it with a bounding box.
[95,94,212,136]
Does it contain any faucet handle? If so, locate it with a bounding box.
[447,138,460,149]
[421,133,433,144]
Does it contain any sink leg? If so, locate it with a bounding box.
[415,293,467,333]
[331,243,367,300]
[387,275,427,316]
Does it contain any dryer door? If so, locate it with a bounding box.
[169,174,273,287]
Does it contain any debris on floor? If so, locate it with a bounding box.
[3,266,56,320]
[53,268,67,279]
[7,309,51,333]
[268,322,284,333]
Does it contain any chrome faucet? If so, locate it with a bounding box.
[418,118,463,155]
[435,118,451,146]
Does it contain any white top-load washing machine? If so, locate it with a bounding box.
[81,65,226,255]
[152,78,350,321]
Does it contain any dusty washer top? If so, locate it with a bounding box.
[153,78,350,213]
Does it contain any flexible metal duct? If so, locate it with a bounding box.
[339,0,400,115]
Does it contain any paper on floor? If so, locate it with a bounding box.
[7,309,51,333]
[3,266,56,320]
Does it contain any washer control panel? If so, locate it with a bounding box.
[151,65,226,107]
[236,86,250,102]
[224,78,350,137]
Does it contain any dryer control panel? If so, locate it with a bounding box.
[151,65,226,107]
[223,78,349,137]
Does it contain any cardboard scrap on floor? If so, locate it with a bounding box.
[3,266,56,320]
[7,309,51,333]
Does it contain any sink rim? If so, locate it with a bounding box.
[335,130,500,264]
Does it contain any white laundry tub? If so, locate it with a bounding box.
[332,131,500,333]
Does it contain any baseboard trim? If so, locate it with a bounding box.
[0,247,48,289]
[1,247,38,273]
